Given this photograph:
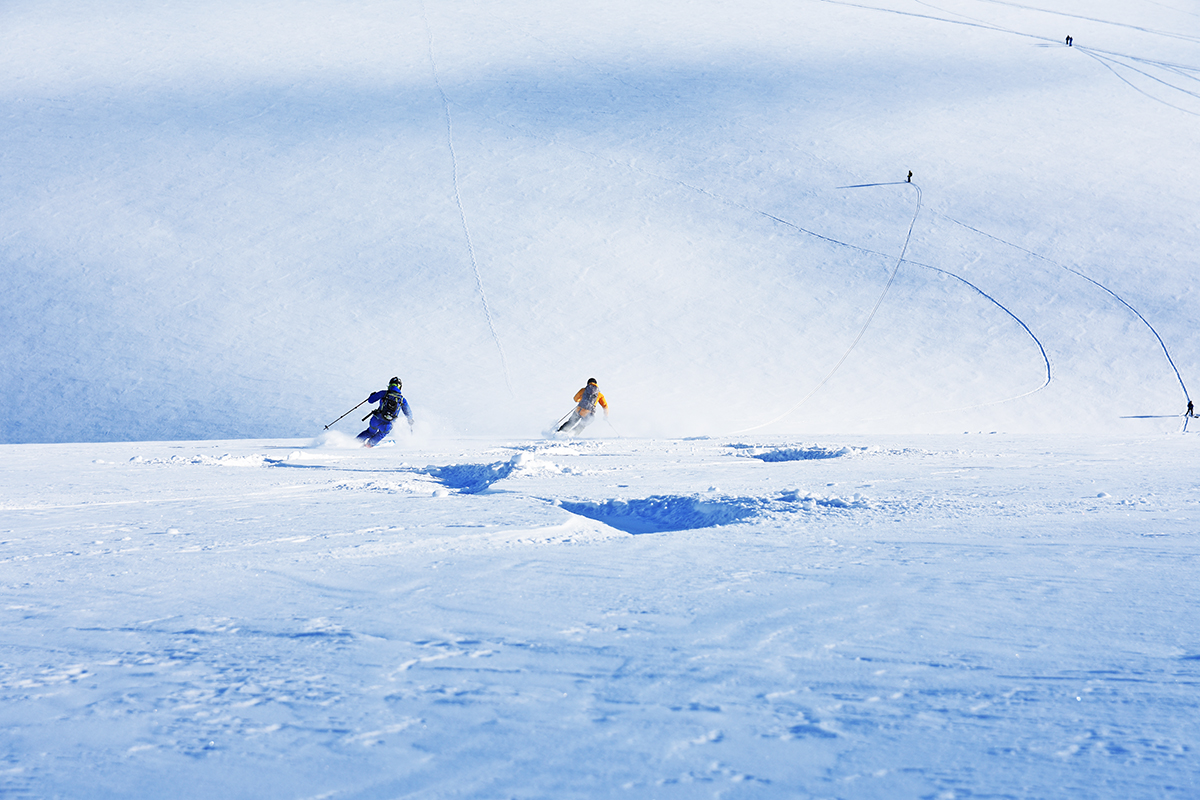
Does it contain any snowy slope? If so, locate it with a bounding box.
[2,0,1197,443]
[3,3,1200,796]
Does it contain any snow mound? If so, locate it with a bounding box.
[725,443,879,462]
[423,451,583,493]
[745,446,856,462]
[558,495,761,534]
[561,488,877,532]
[426,458,518,494]
[507,450,578,476]
[774,489,873,511]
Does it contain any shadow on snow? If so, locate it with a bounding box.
[558,490,872,534]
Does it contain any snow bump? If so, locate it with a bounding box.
[425,458,518,494]
[558,495,760,534]
[729,444,866,462]
[559,488,876,533]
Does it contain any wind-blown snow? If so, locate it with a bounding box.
[2,0,1199,796]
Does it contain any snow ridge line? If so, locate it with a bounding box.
[733,182,924,434]
[419,1,514,396]
[937,211,1191,405]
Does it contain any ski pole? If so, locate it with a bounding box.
[605,416,622,438]
[324,398,369,430]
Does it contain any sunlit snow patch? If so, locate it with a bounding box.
[558,495,761,534]
[774,489,872,510]
[333,477,443,495]
[511,439,604,456]
[128,453,269,467]
[506,450,582,476]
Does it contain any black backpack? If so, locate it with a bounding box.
[377,390,402,421]
[579,383,599,411]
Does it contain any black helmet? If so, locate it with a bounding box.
[389,377,402,389]
[587,378,598,385]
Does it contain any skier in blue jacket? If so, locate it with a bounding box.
[357,377,413,447]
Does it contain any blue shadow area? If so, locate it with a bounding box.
[559,495,761,534]
[427,459,517,494]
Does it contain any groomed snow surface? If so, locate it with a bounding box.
[3,434,1199,798]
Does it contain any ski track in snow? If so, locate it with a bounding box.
[818,0,1200,115]
[460,104,1056,422]
[736,183,926,432]
[936,211,1191,405]
[973,0,1200,44]
[1077,46,1200,116]
[420,0,514,395]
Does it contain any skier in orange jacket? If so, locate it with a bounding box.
[557,378,608,434]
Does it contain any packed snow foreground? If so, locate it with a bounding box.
[3,432,1199,798]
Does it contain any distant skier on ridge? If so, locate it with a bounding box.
[357,377,413,447]
[556,378,609,435]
